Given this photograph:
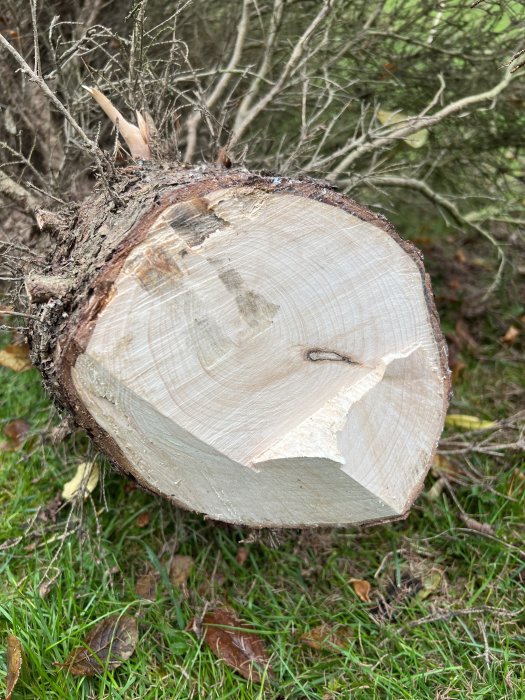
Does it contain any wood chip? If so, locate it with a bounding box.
[426,477,446,502]
[460,514,495,535]
[235,547,249,565]
[501,325,520,344]
[135,512,150,528]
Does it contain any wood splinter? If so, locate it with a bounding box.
[83,86,152,160]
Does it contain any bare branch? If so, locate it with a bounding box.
[233,0,284,131]
[324,66,516,179]
[366,175,506,299]
[30,0,41,76]
[227,0,334,151]
[0,31,97,152]
[183,0,252,162]
[0,170,42,214]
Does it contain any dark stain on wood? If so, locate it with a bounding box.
[218,267,279,329]
[130,246,182,293]
[168,197,229,247]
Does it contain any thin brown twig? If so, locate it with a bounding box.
[0,169,42,214]
[405,605,524,629]
[0,31,98,152]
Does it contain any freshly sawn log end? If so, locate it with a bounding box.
[29,167,450,527]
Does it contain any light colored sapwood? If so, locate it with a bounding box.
[72,186,447,526]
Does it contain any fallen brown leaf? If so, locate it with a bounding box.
[199,609,272,683]
[0,344,31,372]
[350,578,371,602]
[169,555,194,590]
[235,547,249,565]
[6,634,22,700]
[135,571,157,601]
[135,512,150,528]
[501,325,520,344]
[3,419,30,449]
[301,623,353,652]
[65,616,138,676]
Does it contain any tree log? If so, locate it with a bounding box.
[27,165,450,527]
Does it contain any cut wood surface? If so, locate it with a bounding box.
[27,167,450,527]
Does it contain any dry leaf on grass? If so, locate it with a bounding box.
[235,547,249,565]
[426,477,446,502]
[0,344,32,372]
[432,455,459,478]
[135,512,150,528]
[64,616,138,676]
[197,609,272,683]
[169,555,194,589]
[350,578,371,602]
[416,569,444,601]
[501,325,520,344]
[2,419,30,450]
[135,571,157,601]
[62,461,100,501]
[301,623,353,652]
[445,414,496,430]
[6,634,22,700]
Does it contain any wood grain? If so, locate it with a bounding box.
[68,183,448,526]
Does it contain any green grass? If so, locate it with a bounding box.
[1,255,524,699]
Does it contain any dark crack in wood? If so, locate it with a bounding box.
[305,349,358,365]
